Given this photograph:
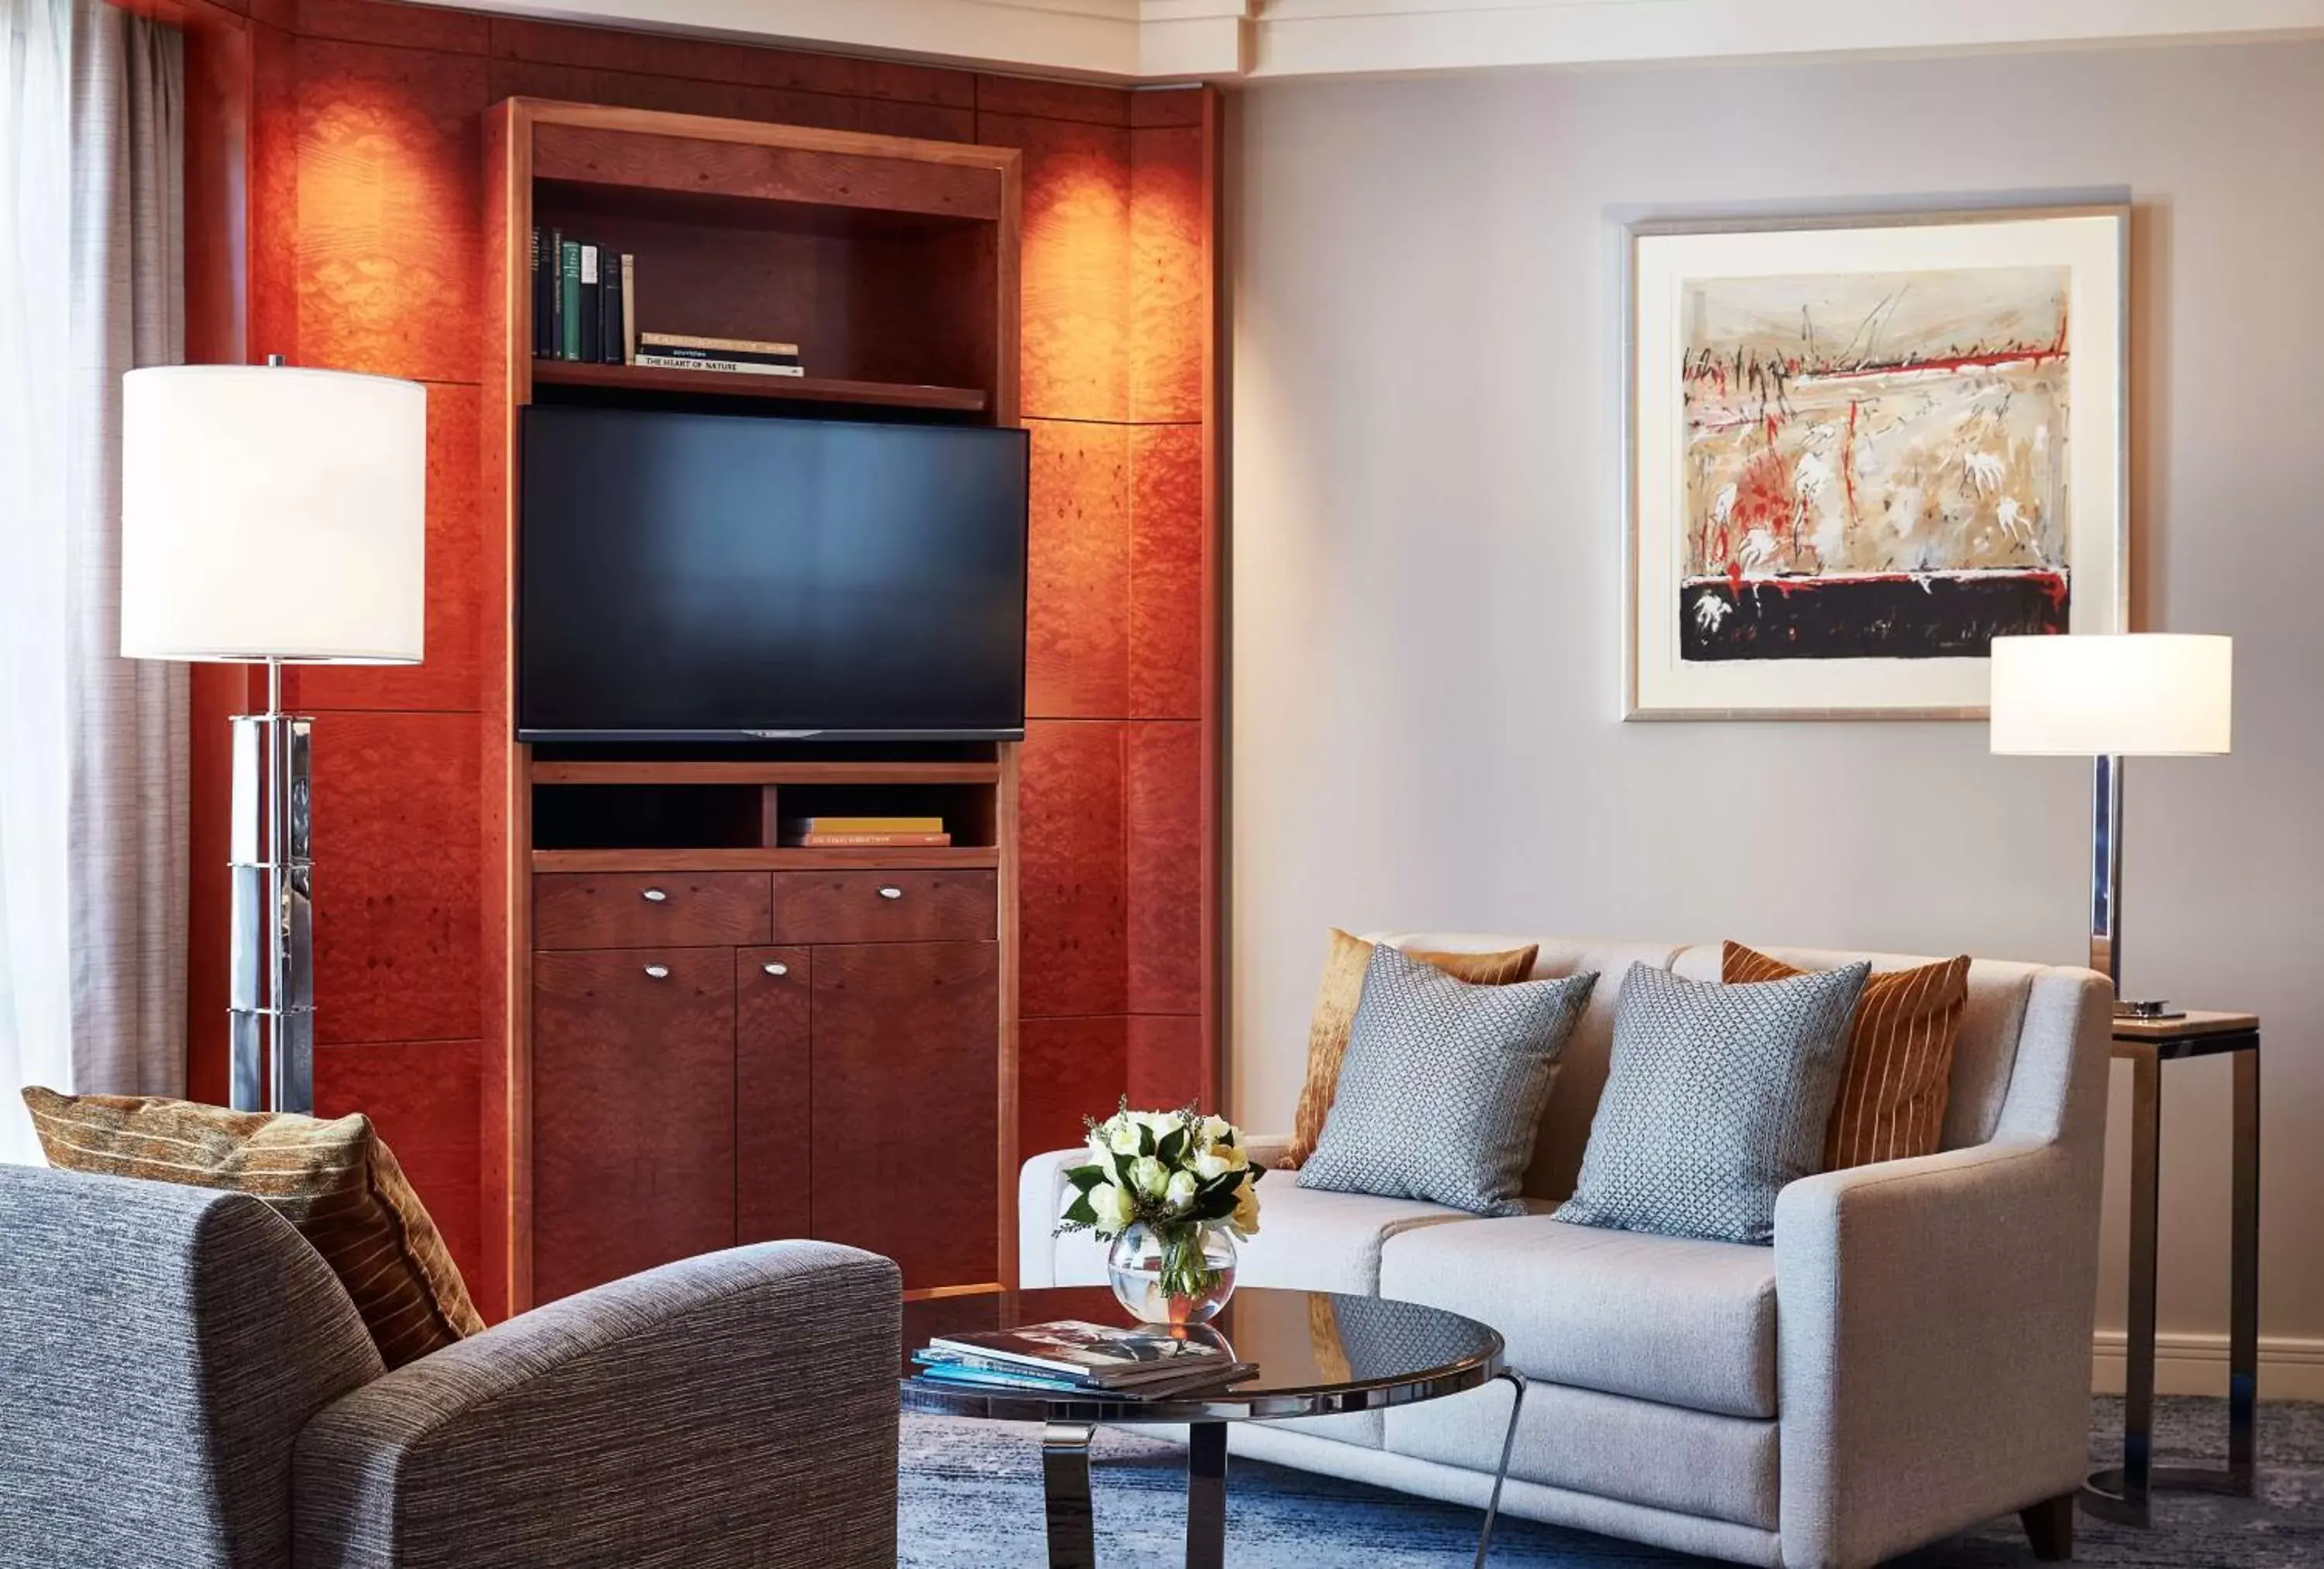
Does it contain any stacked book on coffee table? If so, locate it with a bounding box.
[913,1320,1254,1399]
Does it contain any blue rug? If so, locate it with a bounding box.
[901,1398,2324,1566]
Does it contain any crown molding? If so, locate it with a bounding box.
[438,0,2324,82]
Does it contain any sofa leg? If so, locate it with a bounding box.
[2020,1492,2075,1560]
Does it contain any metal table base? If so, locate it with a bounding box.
[2082,1027,2260,1527]
[1038,1371,1529,1568]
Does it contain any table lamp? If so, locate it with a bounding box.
[1989,633,2232,1018]
[121,358,426,1114]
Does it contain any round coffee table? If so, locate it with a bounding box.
[902,1286,1525,1569]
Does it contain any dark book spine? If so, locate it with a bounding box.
[529,228,545,356]
[644,345,801,368]
[557,237,579,361]
[600,250,624,365]
[578,243,601,363]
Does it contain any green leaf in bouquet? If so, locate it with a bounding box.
[1064,1163,1109,1193]
[1063,1193,1098,1226]
[1157,1125,1188,1166]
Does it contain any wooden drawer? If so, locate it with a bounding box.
[534,871,770,949]
[769,869,996,945]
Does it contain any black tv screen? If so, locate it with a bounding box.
[519,405,1028,742]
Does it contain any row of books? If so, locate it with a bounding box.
[915,1320,1253,1400]
[528,226,806,378]
[778,815,952,848]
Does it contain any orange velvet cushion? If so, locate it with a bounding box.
[22,1088,483,1368]
[1281,930,1541,1169]
[1720,942,1972,1169]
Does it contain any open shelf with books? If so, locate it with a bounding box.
[531,359,988,414]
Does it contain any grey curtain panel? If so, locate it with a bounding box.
[0,0,187,1156]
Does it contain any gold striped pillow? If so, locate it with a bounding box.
[22,1088,483,1368]
[1720,943,1971,1169]
[1282,930,1541,1169]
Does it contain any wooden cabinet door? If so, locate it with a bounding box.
[810,940,999,1287]
[532,946,736,1303]
[736,946,812,1245]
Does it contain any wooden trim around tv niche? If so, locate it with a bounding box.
[482,98,1023,1319]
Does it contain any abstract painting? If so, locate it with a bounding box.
[1627,209,2126,719]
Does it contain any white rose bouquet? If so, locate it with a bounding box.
[1057,1099,1263,1303]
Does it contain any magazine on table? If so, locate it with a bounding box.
[923,1320,1240,1387]
[912,1351,1257,1399]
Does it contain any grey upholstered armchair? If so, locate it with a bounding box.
[0,1164,901,1569]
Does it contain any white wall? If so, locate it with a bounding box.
[1227,42,2324,1389]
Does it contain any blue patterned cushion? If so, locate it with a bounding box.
[1298,943,1597,1217]
[1554,960,1870,1245]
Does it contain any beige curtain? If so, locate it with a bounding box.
[0,0,187,1163]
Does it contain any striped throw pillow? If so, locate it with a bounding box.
[1283,930,1541,1169]
[1720,942,1972,1169]
[22,1088,483,1368]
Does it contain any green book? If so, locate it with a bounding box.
[559,240,582,361]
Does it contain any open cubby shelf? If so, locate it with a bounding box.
[531,846,1003,872]
[531,359,987,412]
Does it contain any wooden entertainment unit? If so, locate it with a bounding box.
[481,100,1024,1310]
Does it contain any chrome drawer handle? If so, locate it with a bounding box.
[761,962,789,977]
[644,964,669,980]
[878,885,904,900]
[641,887,669,903]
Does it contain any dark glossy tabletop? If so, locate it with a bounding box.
[900,1286,1505,1424]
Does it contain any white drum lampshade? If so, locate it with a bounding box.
[120,364,426,664]
[1989,634,2233,757]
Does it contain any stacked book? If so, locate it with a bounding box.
[531,228,632,364]
[634,331,803,379]
[780,815,949,848]
[914,1320,1255,1399]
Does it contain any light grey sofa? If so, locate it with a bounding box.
[0,1162,900,1569]
[1021,934,2114,1568]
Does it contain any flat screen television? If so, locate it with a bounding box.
[518,404,1029,743]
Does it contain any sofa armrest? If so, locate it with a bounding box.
[1017,1135,1293,1288]
[1773,1138,2103,1569]
[292,1242,900,1569]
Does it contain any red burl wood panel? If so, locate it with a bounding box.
[487,60,975,144]
[1025,419,1129,721]
[488,17,974,107]
[1017,720,1126,1021]
[810,942,999,1286]
[248,21,299,360]
[531,947,737,1303]
[1019,1015,1126,1157]
[1129,120,1205,424]
[290,382,480,713]
[294,36,486,381]
[1126,719,1202,1017]
[183,9,251,367]
[1129,421,1203,721]
[735,946,813,1245]
[1131,87,1205,129]
[975,73,1130,128]
[294,0,486,53]
[1126,1015,1203,1113]
[308,711,481,1045]
[978,112,1129,425]
[315,1036,484,1286]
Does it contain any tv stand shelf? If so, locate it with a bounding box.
[531,760,1002,786]
[532,846,1003,873]
[532,359,988,414]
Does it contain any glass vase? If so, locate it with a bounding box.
[1106,1221,1238,1325]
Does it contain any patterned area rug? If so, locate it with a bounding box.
[901,1398,2324,1567]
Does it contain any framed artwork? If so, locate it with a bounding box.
[1624,207,2127,719]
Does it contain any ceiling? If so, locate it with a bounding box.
[452,0,2324,81]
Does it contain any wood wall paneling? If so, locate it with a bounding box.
[1126,719,1202,1017]
[308,710,482,1045]
[978,112,1130,424]
[1129,421,1205,720]
[735,946,813,1245]
[1016,720,1128,1021]
[1129,122,1205,424]
[1024,419,1130,720]
[487,17,975,108]
[1126,1013,1204,1111]
[314,1036,484,1282]
[1018,1014,1126,1157]
[975,73,1130,128]
[294,0,488,53]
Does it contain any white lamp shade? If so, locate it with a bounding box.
[120,364,426,663]
[1989,633,2232,757]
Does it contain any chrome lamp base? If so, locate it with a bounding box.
[229,660,315,1114]
[2089,755,2182,1021]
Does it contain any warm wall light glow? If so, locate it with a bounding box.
[1989,633,2232,757]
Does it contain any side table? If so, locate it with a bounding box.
[2083,1011,2260,1527]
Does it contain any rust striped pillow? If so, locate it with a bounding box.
[1719,943,1972,1170]
[22,1088,483,1368]
[1283,930,1541,1169]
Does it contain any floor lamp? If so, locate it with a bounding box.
[120,360,426,1114]
[1989,633,2233,1018]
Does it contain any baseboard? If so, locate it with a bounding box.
[2091,1330,2324,1401]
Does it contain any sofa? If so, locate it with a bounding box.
[0,1163,901,1569]
[1020,934,2114,1569]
